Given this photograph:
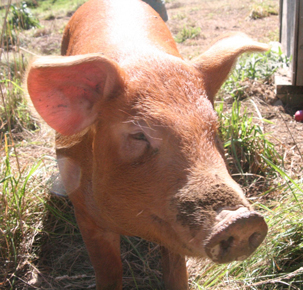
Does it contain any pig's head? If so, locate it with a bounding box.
[26,32,268,263]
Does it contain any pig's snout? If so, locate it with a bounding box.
[205,207,267,263]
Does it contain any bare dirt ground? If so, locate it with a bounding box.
[10,0,303,289]
[167,0,279,58]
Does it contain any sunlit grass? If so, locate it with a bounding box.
[31,0,86,19]
[249,1,279,20]
[0,135,55,289]
[221,48,290,101]
[174,25,201,43]
[217,100,281,179]
[200,49,303,289]
[191,178,303,289]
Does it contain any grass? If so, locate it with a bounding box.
[215,47,290,183]
[8,2,40,30]
[172,12,186,20]
[0,0,302,289]
[1,77,38,135]
[0,135,57,289]
[1,27,38,138]
[216,100,281,179]
[1,1,40,47]
[221,47,290,101]
[249,0,279,20]
[203,47,303,289]
[190,178,303,289]
[30,0,86,18]
[174,25,201,43]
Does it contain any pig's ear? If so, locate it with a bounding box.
[26,54,125,135]
[193,32,269,103]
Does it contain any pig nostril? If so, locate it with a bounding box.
[205,210,268,263]
[249,232,263,248]
[220,236,234,252]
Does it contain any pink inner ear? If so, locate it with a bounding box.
[27,60,111,135]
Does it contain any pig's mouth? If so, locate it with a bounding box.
[203,207,268,263]
[158,206,267,263]
[169,182,268,263]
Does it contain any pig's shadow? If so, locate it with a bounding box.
[35,194,164,289]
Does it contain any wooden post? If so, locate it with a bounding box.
[276,0,303,107]
[295,0,303,86]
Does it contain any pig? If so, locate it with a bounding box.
[25,0,268,289]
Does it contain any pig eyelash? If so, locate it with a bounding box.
[123,119,156,131]
[122,119,171,129]
[130,132,149,142]
[132,128,163,142]
[124,120,163,141]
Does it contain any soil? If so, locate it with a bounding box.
[167,0,279,59]
[5,0,303,289]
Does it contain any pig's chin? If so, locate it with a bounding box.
[173,230,210,257]
[145,213,209,257]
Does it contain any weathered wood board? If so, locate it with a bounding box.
[278,0,303,106]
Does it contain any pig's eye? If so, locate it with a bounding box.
[130,132,149,142]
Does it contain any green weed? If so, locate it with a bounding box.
[203,47,303,289]
[249,1,279,20]
[216,48,290,180]
[222,48,290,101]
[1,76,38,135]
[1,1,39,48]
[216,100,281,178]
[174,25,201,43]
[8,2,40,30]
[31,0,86,19]
[0,136,47,288]
[189,7,200,13]
[1,2,38,136]
[172,12,186,20]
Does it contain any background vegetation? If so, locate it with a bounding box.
[1,0,302,289]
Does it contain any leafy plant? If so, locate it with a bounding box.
[8,2,40,30]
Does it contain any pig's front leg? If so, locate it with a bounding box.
[74,207,122,290]
[161,246,189,290]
